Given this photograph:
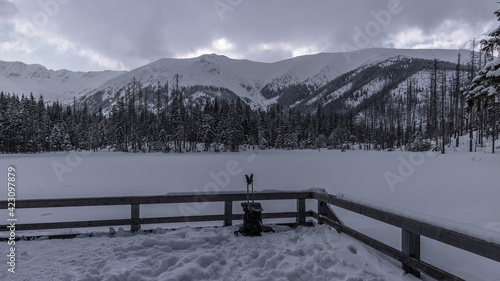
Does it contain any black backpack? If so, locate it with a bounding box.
[236,202,264,236]
[234,174,274,237]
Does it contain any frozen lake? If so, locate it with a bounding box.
[1,148,499,280]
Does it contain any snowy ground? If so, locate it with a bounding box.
[0,225,419,281]
[1,144,499,280]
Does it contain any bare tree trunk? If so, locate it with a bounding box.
[455,54,461,147]
[479,100,483,148]
[431,59,438,146]
[469,111,473,152]
[493,123,496,154]
[494,102,499,154]
[441,72,446,154]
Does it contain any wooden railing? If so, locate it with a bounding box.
[312,192,500,280]
[0,191,311,232]
[2,190,499,280]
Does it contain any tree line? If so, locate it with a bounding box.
[0,84,362,154]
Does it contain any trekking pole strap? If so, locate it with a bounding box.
[252,174,255,202]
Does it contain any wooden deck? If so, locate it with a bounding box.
[2,190,499,280]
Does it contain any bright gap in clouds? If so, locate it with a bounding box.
[212,38,234,52]
[390,19,497,51]
[251,42,324,61]
[176,38,238,59]
[176,38,324,63]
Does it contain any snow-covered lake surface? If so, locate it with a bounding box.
[1,147,499,280]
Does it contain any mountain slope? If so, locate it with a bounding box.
[296,56,466,114]
[0,61,125,102]
[0,48,470,111]
[79,48,470,112]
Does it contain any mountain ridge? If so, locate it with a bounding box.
[0,48,470,112]
[0,60,126,102]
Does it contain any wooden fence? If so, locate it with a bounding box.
[1,190,499,280]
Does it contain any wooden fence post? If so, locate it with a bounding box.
[317,200,343,233]
[402,229,421,277]
[224,200,232,227]
[296,198,306,224]
[318,201,325,225]
[131,203,140,232]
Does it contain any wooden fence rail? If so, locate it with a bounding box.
[0,191,312,232]
[1,190,499,280]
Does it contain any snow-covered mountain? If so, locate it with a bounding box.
[293,54,470,114]
[0,48,470,111]
[0,61,125,102]
[79,48,470,113]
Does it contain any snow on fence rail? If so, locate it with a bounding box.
[1,190,499,280]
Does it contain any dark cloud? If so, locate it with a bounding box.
[6,0,500,71]
[0,0,19,18]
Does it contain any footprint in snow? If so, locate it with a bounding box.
[347,245,358,254]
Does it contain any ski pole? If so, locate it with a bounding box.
[252,181,254,203]
[245,174,253,204]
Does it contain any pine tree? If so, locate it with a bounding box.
[201,103,215,151]
[463,9,500,153]
[78,103,90,150]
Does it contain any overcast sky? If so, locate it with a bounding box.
[0,0,498,72]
